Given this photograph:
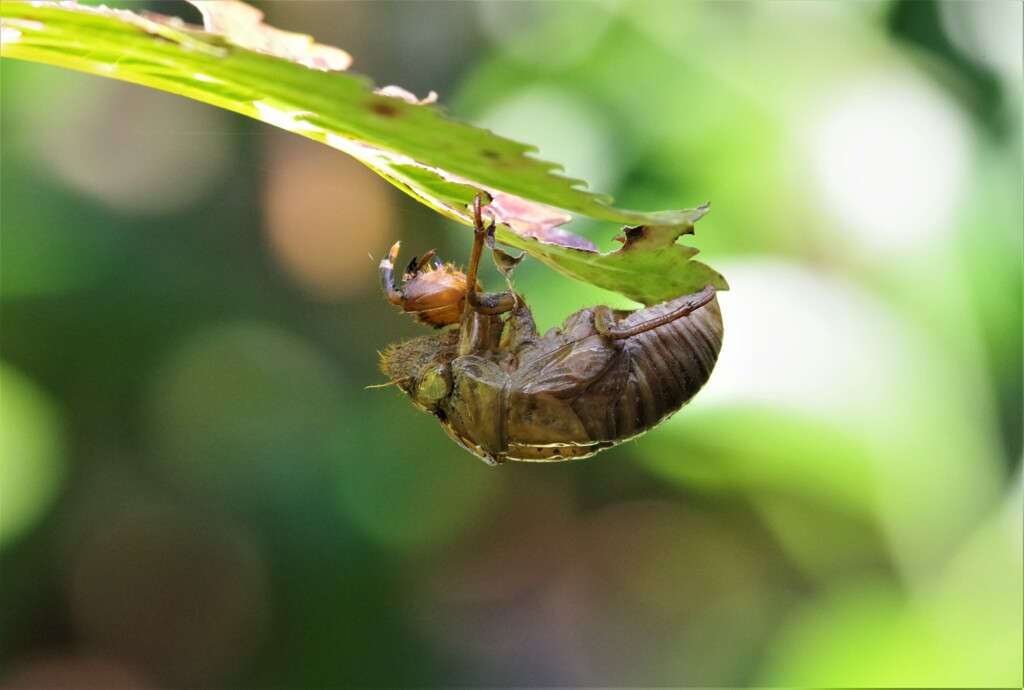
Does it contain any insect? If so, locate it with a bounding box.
[378,195,723,465]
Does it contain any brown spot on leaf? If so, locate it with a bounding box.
[480,149,501,160]
[371,101,399,118]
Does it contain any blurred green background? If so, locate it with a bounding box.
[2,1,1021,687]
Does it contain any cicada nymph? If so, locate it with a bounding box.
[378,195,724,465]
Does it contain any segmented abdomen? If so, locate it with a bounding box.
[573,294,724,445]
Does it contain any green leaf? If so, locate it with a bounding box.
[499,204,727,305]
[0,0,727,304]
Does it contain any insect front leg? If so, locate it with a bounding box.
[464,194,518,316]
[595,285,717,340]
[380,241,406,306]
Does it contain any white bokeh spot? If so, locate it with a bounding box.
[805,75,973,255]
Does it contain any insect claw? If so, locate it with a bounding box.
[381,241,406,306]
[379,237,470,327]
[404,249,440,279]
[412,249,438,274]
[387,241,401,263]
[471,193,493,241]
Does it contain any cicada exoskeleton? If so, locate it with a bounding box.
[378,195,723,465]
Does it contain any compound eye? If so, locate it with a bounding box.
[415,365,453,407]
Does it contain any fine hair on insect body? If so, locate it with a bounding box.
[378,194,723,465]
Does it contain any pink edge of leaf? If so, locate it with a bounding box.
[189,0,352,72]
[484,193,598,252]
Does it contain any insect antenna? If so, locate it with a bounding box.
[365,376,414,391]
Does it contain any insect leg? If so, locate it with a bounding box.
[465,194,517,315]
[380,241,406,306]
[596,285,717,340]
[405,249,437,278]
[499,298,541,354]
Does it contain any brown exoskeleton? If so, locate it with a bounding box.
[379,195,723,465]
[380,243,470,327]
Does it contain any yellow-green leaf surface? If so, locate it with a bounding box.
[0,0,727,303]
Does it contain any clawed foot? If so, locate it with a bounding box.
[471,193,496,246]
[464,193,517,315]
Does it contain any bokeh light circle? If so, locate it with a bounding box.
[805,74,973,255]
[0,362,65,546]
